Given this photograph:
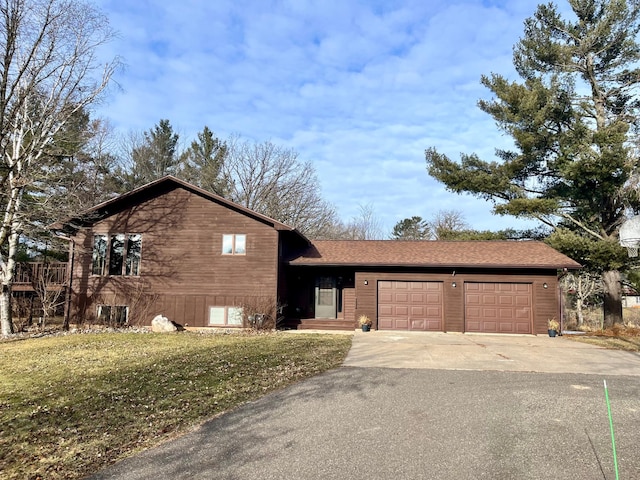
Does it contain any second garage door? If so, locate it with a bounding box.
[465,282,532,334]
[378,281,443,331]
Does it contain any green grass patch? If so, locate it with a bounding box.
[0,332,352,479]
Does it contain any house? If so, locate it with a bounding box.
[51,176,580,334]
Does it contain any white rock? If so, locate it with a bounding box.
[151,315,177,333]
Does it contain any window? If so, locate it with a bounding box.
[92,235,107,275]
[97,305,128,325]
[109,234,124,275]
[222,234,246,255]
[209,306,244,326]
[126,234,142,275]
[92,233,142,276]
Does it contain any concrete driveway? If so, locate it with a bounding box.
[344,330,640,376]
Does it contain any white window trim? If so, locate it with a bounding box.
[222,234,246,255]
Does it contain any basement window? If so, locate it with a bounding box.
[97,305,129,325]
[209,306,243,326]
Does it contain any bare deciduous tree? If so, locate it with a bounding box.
[0,0,118,335]
[226,138,339,238]
[562,272,603,327]
[340,203,384,240]
[430,210,470,240]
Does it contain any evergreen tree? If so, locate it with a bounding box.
[391,216,430,240]
[121,119,180,189]
[179,126,232,197]
[426,0,640,327]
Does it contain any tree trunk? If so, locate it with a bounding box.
[576,298,584,326]
[0,228,20,335]
[602,270,623,328]
[0,285,13,335]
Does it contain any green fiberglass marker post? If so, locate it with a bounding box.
[604,380,619,480]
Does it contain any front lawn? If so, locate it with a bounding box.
[0,331,352,480]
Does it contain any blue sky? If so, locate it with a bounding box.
[93,0,552,235]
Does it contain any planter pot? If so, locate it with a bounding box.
[548,329,557,337]
[361,325,371,332]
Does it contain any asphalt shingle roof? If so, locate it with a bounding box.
[289,240,581,269]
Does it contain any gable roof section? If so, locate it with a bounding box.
[50,176,308,241]
[289,240,581,269]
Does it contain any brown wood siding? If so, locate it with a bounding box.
[343,287,356,326]
[69,187,280,327]
[354,270,558,334]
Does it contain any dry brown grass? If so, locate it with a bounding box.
[0,331,352,480]
[568,334,640,351]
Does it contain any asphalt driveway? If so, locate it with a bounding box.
[90,332,640,479]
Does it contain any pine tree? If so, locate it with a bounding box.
[426,0,640,326]
[179,126,232,197]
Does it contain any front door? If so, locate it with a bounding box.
[315,276,337,319]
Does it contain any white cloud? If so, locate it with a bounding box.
[94,0,544,233]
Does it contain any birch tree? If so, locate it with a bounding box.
[0,0,117,334]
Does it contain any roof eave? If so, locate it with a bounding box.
[289,262,581,269]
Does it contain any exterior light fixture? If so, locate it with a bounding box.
[543,283,548,289]
[452,282,457,288]
[364,280,368,285]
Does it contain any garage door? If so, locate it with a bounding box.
[465,283,532,334]
[378,281,443,331]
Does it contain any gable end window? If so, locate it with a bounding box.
[92,233,142,276]
[222,234,246,255]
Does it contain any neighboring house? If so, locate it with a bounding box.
[622,285,640,308]
[51,176,580,334]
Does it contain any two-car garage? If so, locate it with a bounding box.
[289,240,579,335]
[377,280,533,334]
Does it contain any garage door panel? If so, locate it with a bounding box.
[378,292,393,303]
[499,296,514,306]
[395,318,409,329]
[466,294,480,305]
[410,294,426,303]
[465,282,532,334]
[426,306,441,316]
[378,281,443,331]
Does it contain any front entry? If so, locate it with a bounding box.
[315,276,337,319]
